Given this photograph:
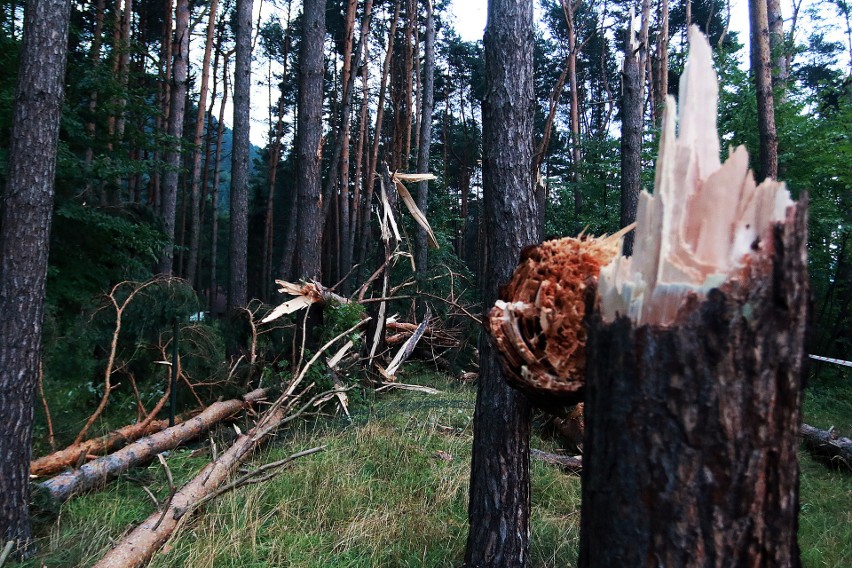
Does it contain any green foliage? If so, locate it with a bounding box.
[47,203,169,315]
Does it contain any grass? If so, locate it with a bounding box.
[799,369,852,568]
[16,370,851,567]
[20,373,581,567]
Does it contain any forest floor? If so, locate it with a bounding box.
[16,369,852,568]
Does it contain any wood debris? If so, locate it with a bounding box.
[487,225,633,401]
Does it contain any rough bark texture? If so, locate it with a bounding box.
[749,0,779,181]
[228,0,252,310]
[0,0,71,554]
[91,393,293,568]
[463,0,539,565]
[35,390,267,507]
[767,0,787,85]
[158,0,189,274]
[415,0,435,273]
[619,27,641,256]
[579,202,808,567]
[30,416,181,478]
[800,423,852,470]
[294,0,326,348]
[296,0,325,286]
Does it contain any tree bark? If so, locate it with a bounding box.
[295,0,326,345]
[90,398,315,568]
[580,30,805,566]
[158,0,189,274]
[620,24,642,256]
[749,0,779,181]
[463,0,539,565]
[186,0,219,289]
[209,52,229,310]
[767,0,787,85]
[561,0,583,214]
[263,2,293,300]
[580,203,807,566]
[800,423,852,470]
[30,416,180,478]
[0,0,71,554]
[228,0,252,310]
[653,0,669,126]
[414,0,435,273]
[35,390,268,506]
[357,0,400,269]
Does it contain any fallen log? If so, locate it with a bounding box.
[800,423,852,469]
[531,449,582,473]
[34,388,269,507]
[92,326,357,568]
[31,416,188,478]
[91,407,290,568]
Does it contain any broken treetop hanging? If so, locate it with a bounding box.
[489,25,794,401]
[488,225,633,401]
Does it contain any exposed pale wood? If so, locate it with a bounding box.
[31,416,184,478]
[580,28,806,567]
[91,402,294,568]
[599,27,792,327]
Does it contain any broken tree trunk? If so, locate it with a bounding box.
[35,389,268,507]
[31,415,185,478]
[579,28,807,567]
[800,423,852,470]
[91,403,291,568]
[530,449,582,473]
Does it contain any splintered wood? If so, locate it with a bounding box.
[488,225,633,400]
[597,27,792,326]
[579,27,806,567]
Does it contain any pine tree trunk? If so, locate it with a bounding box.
[620,25,642,256]
[0,0,71,555]
[358,0,400,269]
[296,0,325,285]
[262,3,292,299]
[653,0,669,126]
[749,0,778,181]
[463,0,539,565]
[186,0,219,289]
[414,0,435,273]
[349,62,369,279]
[228,0,252,310]
[767,0,787,85]
[581,30,804,566]
[158,0,189,274]
[561,0,583,214]
[209,53,230,310]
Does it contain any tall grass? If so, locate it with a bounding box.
[17,370,851,567]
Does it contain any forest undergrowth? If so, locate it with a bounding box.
[14,370,852,568]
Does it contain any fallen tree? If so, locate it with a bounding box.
[31,408,188,478]
[801,423,852,469]
[35,388,268,507]
[530,449,582,473]
[91,318,364,568]
[91,398,311,568]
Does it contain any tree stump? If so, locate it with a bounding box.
[579,28,807,567]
